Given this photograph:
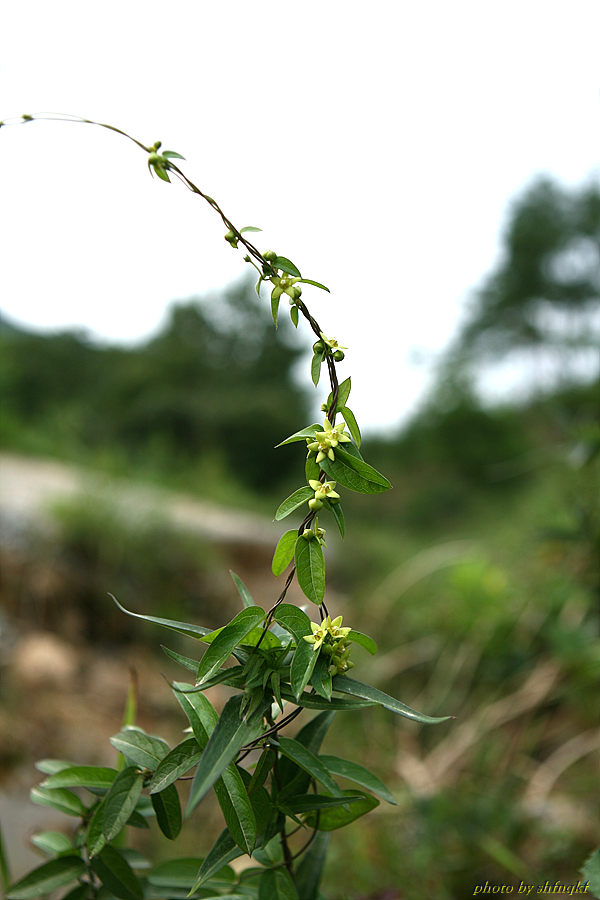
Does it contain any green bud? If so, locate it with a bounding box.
[313,341,324,353]
[148,152,162,166]
[308,498,323,511]
[333,350,345,362]
[224,230,238,247]
[263,250,278,262]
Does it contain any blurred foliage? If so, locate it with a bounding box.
[0,277,308,499]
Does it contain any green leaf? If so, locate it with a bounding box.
[331,675,453,724]
[230,570,255,608]
[110,595,210,640]
[290,305,299,328]
[161,644,198,673]
[581,848,600,897]
[319,755,396,805]
[153,166,171,182]
[196,607,265,685]
[239,627,282,650]
[247,748,276,795]
[295,536,325,605]
[274,486,314,520]
[322,498,345,538]
[186,695,263,816]
[6,857,86,899]
[320,446,392,494]
[191,829,244,890]
[274,256,301,277]
[311,351,324,387]
[109,728,170,770]
[273,604,318,699]
[146,858,205,889]
[272,530,298,576]
[255,275,265,296]
[309,653,332,700]
[284,793,363,815]
[29,830,75,857]
[295,831,330,900]
[151,782,182,840]
[277,738,343,799]
[213,765,257,854]
[34,759,73,775]
[59,885,90,900]
[258,867,299,899]
[103,767,144,841]
[303,789,378,831]
[325,376,351,412]
[162,150,185,159]
[305,452,321,483]
[30,787,87,818]
[347,630,378,655]
[90,845,143,900]
[276,424,320,447]
[271,292,281,328]
[149,737,203,793]
[239,225,262,233]
[87,800,107,857]
[280,686,376,711]
[41,766,117,790]
[298,278,330,292]
[341,405,361,447]
[172,683,217,747]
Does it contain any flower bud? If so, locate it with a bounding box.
[333,350,345,362]
[313,341,324,354]
[308,498,323,511]
[263,250,278,262]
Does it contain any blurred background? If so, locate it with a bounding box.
[1,2,599,898]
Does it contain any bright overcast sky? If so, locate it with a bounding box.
[1,1,598,432]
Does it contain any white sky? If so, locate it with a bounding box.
[1,1,599,432]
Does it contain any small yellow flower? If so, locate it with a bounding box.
[307,418,351,463]
[270,275,301,301]
[320,333,347,352]
[303,620,328,652]
[308,479,340,503]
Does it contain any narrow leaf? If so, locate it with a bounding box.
[103,767,144,841]
[311,351,323,387]
[295,537,325,605]
[341,405,361,447]
[90,845,143,900]
[161,150,185,159]
[303,790,378,831]
[247,748,276,795]
[29,831,74,857]
[110,595,210,640]
[319,755,396,805]
[230,570,255,608]
[213,765,257,855]
[295,831,330,900]
[276,424,320,447]
[347,630,378,655]
[298,278,330,292]
[146,858,205,889]
[325,376,351,412]
[150,783,182,840]
[273,604,318,699]
[323,498,345,538]
[272,530,298,576]
[160,645,198,673]
[191,829,244,890]
[309,653,332,700]
[271,292,280,328]
[290,305,299,327]
[30,787,87,818]
[6,857,86,899]
[186,695,263,816]
[274,256,301,277]
[149,738,203,793]
[87,801,107,857]
[109,729,170,770]
[34,760,73,775]
[305,452,321,483]
[196,607,265,685]
[274,486,313,521]
[172,683,218,747]
[284,794,363,814]
[239,225,262,233]
[41,767,117,790]
[320,447,392,494]
[331,675,453,724]
[277,738,343,799]
[280,686,376,711]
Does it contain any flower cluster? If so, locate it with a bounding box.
[307,418,351,464]
[303,615,355,674]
